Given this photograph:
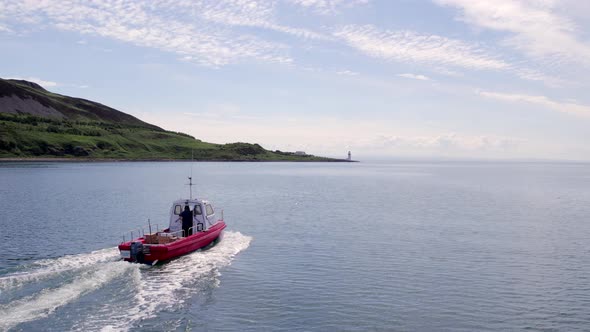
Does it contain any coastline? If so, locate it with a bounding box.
[0,157,359,163]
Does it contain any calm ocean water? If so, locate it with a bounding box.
[0,161,589,331]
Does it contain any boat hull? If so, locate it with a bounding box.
[118,221,226,264]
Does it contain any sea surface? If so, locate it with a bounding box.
[0,161,589,331]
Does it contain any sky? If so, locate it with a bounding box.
[1,0,590,160]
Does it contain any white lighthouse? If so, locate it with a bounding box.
[347,151,351,161]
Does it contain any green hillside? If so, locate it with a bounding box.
[0,79,344,161]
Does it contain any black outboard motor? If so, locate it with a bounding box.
[130,241,144,263]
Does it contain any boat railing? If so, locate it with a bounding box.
[121,208,224,243]
[167,230,183,238]
[122,228,142,243]
[187,224,204,235]
[121,223,161,243]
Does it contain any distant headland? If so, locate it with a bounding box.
[0,78,355,162]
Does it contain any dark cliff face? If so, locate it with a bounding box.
[0,78,161,130]
[5,79,47,91]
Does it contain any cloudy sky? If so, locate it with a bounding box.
[1,0,589,160]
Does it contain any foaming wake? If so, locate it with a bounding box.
[0,231,251,331]
[136,231,252,316]
[75,231,252,331]
[0,262,132,331]
[0,247,119,291]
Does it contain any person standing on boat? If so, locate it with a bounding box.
[180,206,193,236]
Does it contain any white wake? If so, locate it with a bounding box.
[0,262,132,331]
[0,231,251,331]
[0,247,119,291]
[79,231,252,331]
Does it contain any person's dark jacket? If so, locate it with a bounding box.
[180,209,193,235]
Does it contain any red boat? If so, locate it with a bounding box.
[119,192,226,264]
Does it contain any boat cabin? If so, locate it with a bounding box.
[168,198,216,236]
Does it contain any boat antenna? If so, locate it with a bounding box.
[187,149,195,199]
[188,176,193,200]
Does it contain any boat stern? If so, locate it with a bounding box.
[118,242,135,262]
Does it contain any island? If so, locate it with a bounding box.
[0,78,352,162]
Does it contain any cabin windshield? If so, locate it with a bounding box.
[205,204,214,216]
[173,205,182,215]
[193,204,202,215]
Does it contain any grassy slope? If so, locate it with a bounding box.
[0,78,344,161]
[0,113,338,161]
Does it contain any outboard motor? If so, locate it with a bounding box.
[130,241,144,263]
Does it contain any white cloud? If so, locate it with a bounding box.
[190,0,328,40]
[336,70,359,76]
[434,0,590,66]
[432,67,464,77]
[478,90,590,117]
[366,133,519,153]
[0,1,293,67]
[334,24,566,85]
[0,0,568,86]
[397,73,431,81]
[512,67,566,87]
[334,25,509,71]
[6,77,58,88]
[0,24,11,33]
[131,107,533,159]
[288,0,369,15]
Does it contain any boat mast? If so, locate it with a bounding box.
[188,176,193,200]
[187,149,195,199]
